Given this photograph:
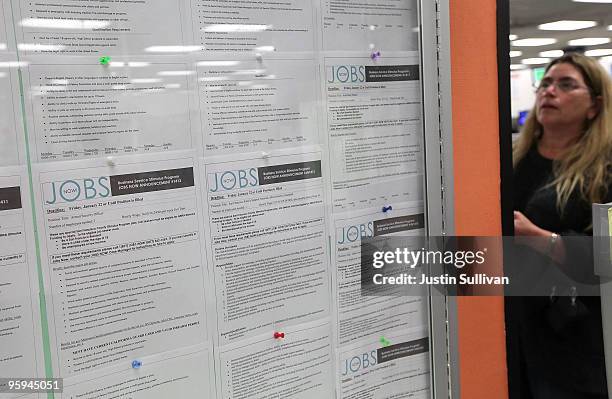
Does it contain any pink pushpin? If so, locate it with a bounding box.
[274,332,285,339]
[371,51,381,60]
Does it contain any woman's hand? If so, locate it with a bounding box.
[514,211,548,236]
[514,211,566,262]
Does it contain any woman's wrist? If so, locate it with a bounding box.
[532,226,554,237]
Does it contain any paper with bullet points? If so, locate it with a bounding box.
[201,149,331,346]
[216,320,333,399]
[22,61,194,162]
[338,329,430,399]
[331,205,428,348]
[61,345,214,399]
[13,0,188,56]
[31,153,209,378]
[321,0,419,51]
[190,0,315,53]
[197,57,319,154]
[323,55,424,212]
[0,168,44,388]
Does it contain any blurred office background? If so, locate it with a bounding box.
[510,0,612,134]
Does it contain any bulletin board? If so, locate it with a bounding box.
[0,0,455,398]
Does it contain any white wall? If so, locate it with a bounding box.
[510,69,535,118]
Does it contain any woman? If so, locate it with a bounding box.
[510,53,612,398]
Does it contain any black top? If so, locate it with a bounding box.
[514,146,596,235]
[510,145,609,396]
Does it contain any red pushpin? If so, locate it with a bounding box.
[274,332,285,339]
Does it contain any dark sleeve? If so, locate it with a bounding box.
[555,236,599,287]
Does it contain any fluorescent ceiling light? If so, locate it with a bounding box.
[573,0,612,3]
[585,48,612,56]
[509,34,518,41]
[232,69,265,75]
[110,61,150,68]
[145,45,201,53]
[18,43,65,52]
[130,78,161,84]
[538,20,596,30]
[539,50,564,57]
[157,70,194,76]
[165,83,181,89]
[20,18,110,30]
[511,64,527,70]
[254,46,275,52]
[0,61,28,68]
[509,51,522,58]
[199,76,228,82]
[129,62,150,67]
[196,61,240,67]
[512,38,557,47]
[568,37,611,46]
[521,57,551,65]
[0,43,6,51]
[202,24,270,33]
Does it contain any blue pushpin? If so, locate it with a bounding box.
[370,51,381,61]
[131,360,142,369]
[382,205,392,213]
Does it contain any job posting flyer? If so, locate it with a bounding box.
[33,153,209,378]
[202,149,331,345]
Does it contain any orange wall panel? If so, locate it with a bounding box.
[450,0,508,398]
